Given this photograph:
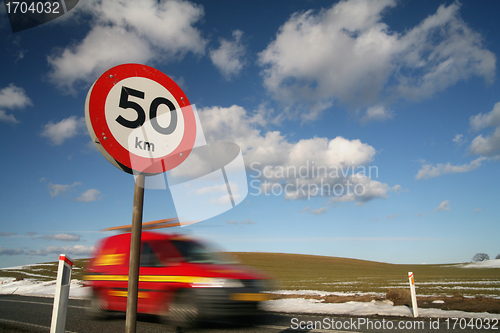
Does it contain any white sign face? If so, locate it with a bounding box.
[85,63,196,174]
[104,77,185,159]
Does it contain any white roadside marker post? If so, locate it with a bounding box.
[408,272,418,317]
[50,254,73,333]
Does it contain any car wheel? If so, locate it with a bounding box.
[86,291,108,320]
[166,290,199,329]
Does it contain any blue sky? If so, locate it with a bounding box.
[1,0,500,268]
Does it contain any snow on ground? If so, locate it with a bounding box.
[0,278,90,299]
[263,298,500,319]
[1,278,500,319]
[458,259,500,269]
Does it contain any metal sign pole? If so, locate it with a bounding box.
[125,174,145,333]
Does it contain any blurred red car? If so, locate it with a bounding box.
[84,231,272,328]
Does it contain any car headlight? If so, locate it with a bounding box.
[191,278,245,288]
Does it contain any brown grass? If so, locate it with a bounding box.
[233,252,500,297]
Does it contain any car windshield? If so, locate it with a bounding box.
[171,239,239,264]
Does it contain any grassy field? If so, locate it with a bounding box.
[233,253,500,298]
[1,253,499,298]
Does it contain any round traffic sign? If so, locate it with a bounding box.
[85,64,196,174]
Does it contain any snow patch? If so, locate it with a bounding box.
[456,259,500,269]
[263,298,500,319]
[0,278,91,299]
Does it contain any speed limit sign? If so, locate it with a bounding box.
[85,63,196,174]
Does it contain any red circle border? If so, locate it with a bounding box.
[88,63,196,174]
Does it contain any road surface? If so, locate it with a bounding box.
[0,295,496,332]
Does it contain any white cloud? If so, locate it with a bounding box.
[310,207,328,215]
[419,102,500,179]
[0,84,32,123]
[210,30,246,79]
[200,105,377,168]
[361,105,393,124]
[210,193,241,206]
[48,0,206,92]
[47,182,81,198]
[435,200,450,212]
[391,184,404,193]
[0,111,19,124]
[415,157,486,180]
[0,110,19,124]
[26,244,95,256]
[199,105,291,166]
[325,174,391,205]
[199,105,375,168]
[0,84,32,109]
[44,178,101,202]
[41,116,86,145]
[258,0,495,120]
[452,134,467,146]
[470,102,500,131]
[469,102,500,159]
[195,183,230,195]
[199,105,395,205]
[42,233,83,241]
[76,189,102,202]
[469,128,500,159]
[48,26,151,92]
[0,246,25,255]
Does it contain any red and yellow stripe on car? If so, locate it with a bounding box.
[84,275,222,284]
[108,290,150,298]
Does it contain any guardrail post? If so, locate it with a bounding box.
[50,254,73,333]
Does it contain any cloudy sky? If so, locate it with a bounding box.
[1,0,499,267]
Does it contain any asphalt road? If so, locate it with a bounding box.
[0,294,497,333]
